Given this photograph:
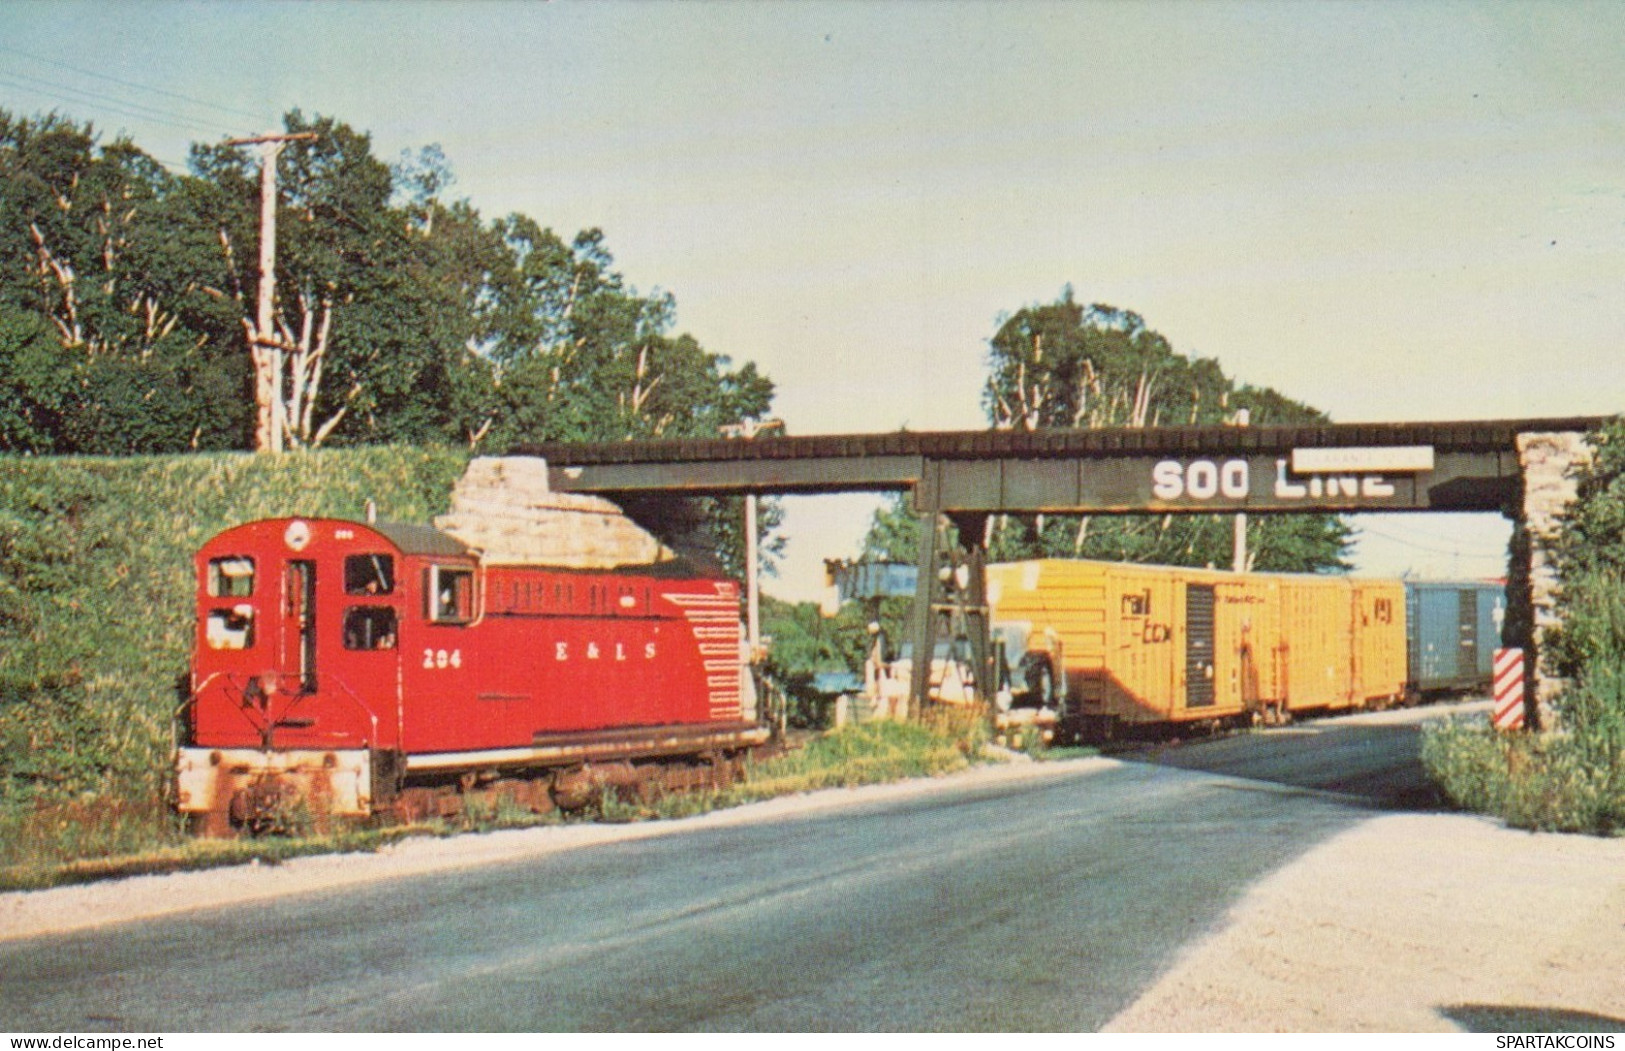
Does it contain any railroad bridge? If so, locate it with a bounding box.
[519,417,1609,728]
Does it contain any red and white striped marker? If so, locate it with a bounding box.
[1492,648,1526,731]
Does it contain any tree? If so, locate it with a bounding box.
[460,217,781,576]
[0,110,245,452]
[1548,417,1625,758]
[0,102,783,534]
[0,305,66,453]
[469,219,775,448]
[187,112,514,451]
[975,289,1350,572]
[1,112,172,358]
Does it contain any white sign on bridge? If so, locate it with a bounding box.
[1290,446,1436,473]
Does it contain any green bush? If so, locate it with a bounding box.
[1422,719,1625,834]
[1550,568,1625,761]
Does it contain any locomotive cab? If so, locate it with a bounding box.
[178,518,471,829]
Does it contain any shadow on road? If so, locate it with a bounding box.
[1108,706,1470,811]
[1441,1004,1625,1033]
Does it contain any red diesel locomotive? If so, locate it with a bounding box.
[175,516,767,830]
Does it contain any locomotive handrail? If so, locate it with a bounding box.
[189,672,278,746]
[168,680,205,762]
[465,564,490,629]
[165,689,197,812]
[258,676,380,750]
[325,676,381,749]
[171,672,261,750]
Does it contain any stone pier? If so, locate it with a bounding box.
[1509,432,1594,729]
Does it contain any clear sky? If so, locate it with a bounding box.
[4,1,1621,600]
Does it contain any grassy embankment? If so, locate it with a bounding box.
[0,449,998,891]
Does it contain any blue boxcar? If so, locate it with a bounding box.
[1404,581,1507,695]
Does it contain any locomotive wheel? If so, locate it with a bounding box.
[188,809,233,838]
[551,762,649,812]
[229,778,295,835]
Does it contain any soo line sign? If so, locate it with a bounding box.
[1149,446,1437,507]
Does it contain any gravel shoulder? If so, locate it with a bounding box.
[1105,811,1625,1032]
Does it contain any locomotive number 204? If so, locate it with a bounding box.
[423,648,463,669]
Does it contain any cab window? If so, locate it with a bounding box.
[344,606,398,650]
[425,566,474,624]
[206,605,255,649]
[207,557,255,598]
[345,554,395,596]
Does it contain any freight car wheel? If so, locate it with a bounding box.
[1031,663,1055,712]
[1017,654,1060,717]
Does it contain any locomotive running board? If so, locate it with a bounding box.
[404,722,771,774]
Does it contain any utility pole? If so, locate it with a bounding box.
[224,131,317,454]
[1232,408,1250,572]
[719,418,783,660]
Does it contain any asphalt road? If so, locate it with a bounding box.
[0,707,1455,1032]
[1120,703,1461,809]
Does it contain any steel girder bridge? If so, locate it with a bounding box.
[518,416,1608,718]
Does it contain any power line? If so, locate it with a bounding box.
[0,44,271,125]
[0,72,234,136]
[1355,523,1506,558]
[0,76,205,174]
[1355,515,1511,547]
[2,67,210,128]
[1358,529,1495,555]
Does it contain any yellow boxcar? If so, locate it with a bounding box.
[986,560,1408,735]
[1350,579,1408,707]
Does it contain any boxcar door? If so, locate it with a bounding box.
[1185,584,1216,709]
[1457,588,1479,681]
[281,559,317,692]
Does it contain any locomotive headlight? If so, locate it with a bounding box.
[283,520,312,551]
